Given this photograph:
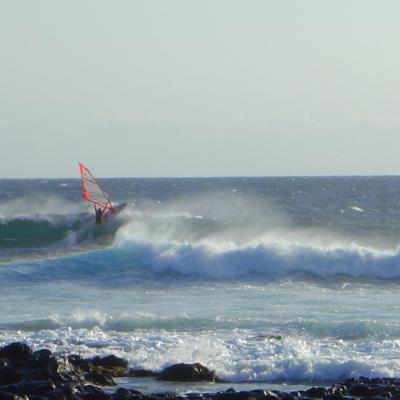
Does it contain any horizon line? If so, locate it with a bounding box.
[0,173,399,180]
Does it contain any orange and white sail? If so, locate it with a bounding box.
[78,163,113,209]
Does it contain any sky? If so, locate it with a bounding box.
[0,1,399,178]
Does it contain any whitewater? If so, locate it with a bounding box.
[1,176,400,392]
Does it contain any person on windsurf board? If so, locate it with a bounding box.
[94,206,106,224]
[78,162,127,224]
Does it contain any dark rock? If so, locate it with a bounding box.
[0,394,29,400]
[56,356,85,383]
[186,394,203,400]
[324,384,349,400]
[0,380,56,396]
[69,355,127,379]
[33,349,52,359]
[0,343,33,363]
[234,393,258,400]
[0,366,21,385]
[26,380,56,396]
[158,363,219,382]
[289,392,305,399]
[297,397,314,400]
[151,393,180,400]
[47,388,67,400]
[80,385,110,400]
[0,386,20,397]
[68,355,92,373]
[249,390,281,400]
[280,394,296,400]
[111,388,143,400]
[251,335,283,341]
[348,383,372,397]
[68,355,85,367]
[60,382,78,396]
[305,387,327,398]
[29,396,51,400]
[85,371,116,386]
[214,391,242,400]
[28,349,54,368]
[23,355,83,385]
[127,369,159,378]
[25,367,58,382]
[376,384,396,396]
[323,393,343,400]
[91,356,128,370]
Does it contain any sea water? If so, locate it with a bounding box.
[1,177,400,393]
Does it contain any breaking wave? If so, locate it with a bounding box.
[1,325,400,384]
[2,234,400,284]
[2,190,400,282]
[2,310,400,340]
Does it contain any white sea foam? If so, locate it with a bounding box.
[1,327,400,383]
[111,231,400,279]
[350,206,364,212]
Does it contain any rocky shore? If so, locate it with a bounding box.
[1,342,399,400]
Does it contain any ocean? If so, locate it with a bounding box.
[1,176,400,393]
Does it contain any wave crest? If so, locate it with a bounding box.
[112,237,400,280]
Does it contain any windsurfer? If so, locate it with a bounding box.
[95,206,106,224]
[79,163,126,223]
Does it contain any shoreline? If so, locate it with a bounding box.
[1,342,398,400]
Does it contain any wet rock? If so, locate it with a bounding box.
[91,356,128,370]
[69,355,126,380]
[127,369,159,378]
[348,383,373,397]
[60,382,78,397]
[297,397,315,400]
[0,394,29,400]
[85,370,116,386]
[249,390,282,400]
[230,393,256,400]
[26,355,83,385]
[280,394,296,400]
[68,355,92,373]
[111,388,144,400]
[149,393,178,400]
[47,388,67,400]
[250,335,283,341]
[68,355,85,367]
[0,343,33,363]
[158,363,219,382]
[25,367,59,382]
[185,393,204,400]
[0,380,56,396]
[0,366,21,385]
[304,387,327,398]
[214,390,266,400]
[29,349,54,368]
[323,393,344,400]
[80,385,110,400]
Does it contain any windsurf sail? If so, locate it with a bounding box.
[78,163,113,209]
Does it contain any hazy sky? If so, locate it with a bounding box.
[1,1,399,178]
